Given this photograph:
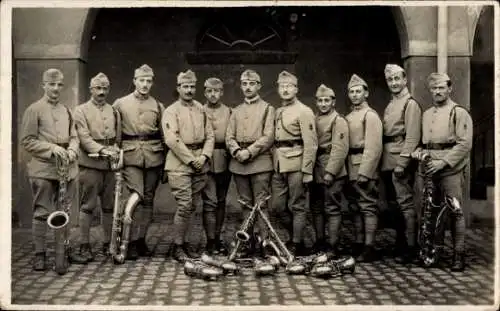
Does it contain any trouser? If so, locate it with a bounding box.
[381,170,417,247]
[271,171,308,244]
[201,171,231,241]
[122,165,162,241]
[233,172,272,242]
[30,177,77,254]
[310,178,346,247]
[345,179,380,246]
[78,167,115,245]
[416,171,466,253]
[168,173,207,245]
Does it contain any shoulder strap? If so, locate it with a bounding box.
[261,104,270,135]
[64,105,73,136]
[328,114,338,135]
[400,96,421,135]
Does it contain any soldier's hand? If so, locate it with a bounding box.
[67,149,78,163]
[357,175,369,184]
[239,149,251,162]
[303,173,313,184]
[198,155,208,166]
[52,145,69,162]
[393,166,405,178]
[426,159,447,175]
[323,173,334,186]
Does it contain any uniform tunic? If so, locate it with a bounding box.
[381,87,422,171]
[205,102,231,173]
[162,99,215,174]
[112,92,165,169]
[421,99,473,177]
[21,97,79,180]
[273,99,318,174]
[74,99,121,170]
[314,110,349,183]
[345,102,383,181]
[226,96,275,175]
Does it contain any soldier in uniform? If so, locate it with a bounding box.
[162,70,214,262]
[310,84,349,256]
[71,73,121,262]
[345,74,383,262]
[381,64,422,263]
[112,64,165,260]
[226,69,275,257]
[21,68,87,270]
[272,71,318,256]
[201,77,232,255]
[415,72,472,272]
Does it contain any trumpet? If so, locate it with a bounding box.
[228,195,271,261]
[238,197,295,265]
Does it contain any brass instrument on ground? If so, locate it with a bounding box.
[89,149,124,264]
[47,156,71,275]
[402,150,464,267]
[184,260,224,281]
[200,253,239,275]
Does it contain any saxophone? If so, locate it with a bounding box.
[403,150,464,267]
[47,156,71,275]
[89,150,124,264]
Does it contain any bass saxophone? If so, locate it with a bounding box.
[88,150,124,264]
[47,156,71,275]
[402,150,464,267]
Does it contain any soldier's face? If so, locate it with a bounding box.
[178,82,196,101]
[316,96,334,114]
[42,80,64,101]
[430,81,451,104]
[385,72,407,94]
[348,85,368,105]
[240,80,261,98]
[90,85,110,103]
[278,83,298,101]
[204,87,222,104]
[134,76,153,95]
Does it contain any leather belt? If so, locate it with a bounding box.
[238,141,255,148]
[318,146,332,155]
[348,147,364,155]
[186,142,204,150]
[274,139,303,148]
[383,135,405,144]
[122,132,161,141]
[214,142,226,150]
[56,143,69,148]
[423,142,456,150]
[95,138,116,146]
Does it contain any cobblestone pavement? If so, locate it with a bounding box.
[10,213,496,306]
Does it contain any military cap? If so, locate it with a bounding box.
[90,72,110,87]
[427,72,451,87]
[204,77,223,89]
[42,68,64,82]
[240,69,261,82]
[277,71,298,85]
[315,84,335,98]
[347,74,368,89]
[177,69,197,85]
[134,64,154,78]
[384,64,405,77]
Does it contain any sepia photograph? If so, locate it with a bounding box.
[0,0,498,309]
